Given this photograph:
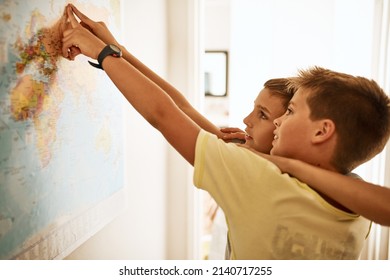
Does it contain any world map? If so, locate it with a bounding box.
[0,0,124,259]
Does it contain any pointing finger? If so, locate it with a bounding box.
[66,4,80,28]
[70,4,93,25]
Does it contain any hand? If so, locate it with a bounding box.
[219,127,246,143]
[69,4,120,46]
[62,4,105,60]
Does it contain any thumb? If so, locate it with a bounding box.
[68,46,81,60]
[66,5,80,28]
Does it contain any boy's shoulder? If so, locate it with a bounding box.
[346,172,362,180]
[195,130,288,177]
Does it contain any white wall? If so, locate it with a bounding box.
[205,0,230,50]
[66,0,200,260]
[66,0,170,260]
[165,0,203,260]
[203,0,231,127]
[228,0,375,127]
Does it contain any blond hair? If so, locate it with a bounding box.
[264,78,295,109]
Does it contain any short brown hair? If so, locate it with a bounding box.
[264,78,295,110]
[289,66,390,173]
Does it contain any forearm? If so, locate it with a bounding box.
[120,47,223,137]
[284,159,390,226]
[101,55,200,165]
[62,5,201,163]
[104,56,165,125]
[67,4,220,136]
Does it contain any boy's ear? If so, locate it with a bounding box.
[312,119,336,144]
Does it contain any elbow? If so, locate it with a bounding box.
[147,105,171,131]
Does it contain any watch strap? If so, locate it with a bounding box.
[88,60,103,69]
[89,44,121,70]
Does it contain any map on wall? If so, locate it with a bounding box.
[0,0,125,259]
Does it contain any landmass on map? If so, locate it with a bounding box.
[8,8,71,167]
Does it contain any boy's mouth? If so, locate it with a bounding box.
[273,129,279,140]
[244,129,252,141]
[245,134,252,141]
[272,131,279,146]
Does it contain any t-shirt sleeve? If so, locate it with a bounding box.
[193,130,282,215]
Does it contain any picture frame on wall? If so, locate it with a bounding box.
[204,50,228,97]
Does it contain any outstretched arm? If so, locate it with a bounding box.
[67,4,223,138]
[120,50,223,137]
[260,153,390,226]
[62,5,200,165]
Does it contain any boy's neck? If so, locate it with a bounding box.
[309,162,354,213]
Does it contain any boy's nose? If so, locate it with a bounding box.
[273,117,281,127]
[243,113,252,127]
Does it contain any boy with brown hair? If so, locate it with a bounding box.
[194,67,389,259]
[63,4,390,259]
[280,67,390,174]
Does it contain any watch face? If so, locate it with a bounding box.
[109,44,121,52]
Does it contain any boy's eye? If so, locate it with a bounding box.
[258,110,268,120]
[285,108,293,115]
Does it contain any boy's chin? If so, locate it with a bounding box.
[270,147,283,157]
[270,147,277,156]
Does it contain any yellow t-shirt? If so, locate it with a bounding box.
[193,130,370,259]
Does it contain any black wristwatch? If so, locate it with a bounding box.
[88,44,122,70]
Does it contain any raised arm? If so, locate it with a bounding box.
[261,154,390,226]
[67,4,223,138]
[62,5,200,165]
[120,49,223,137]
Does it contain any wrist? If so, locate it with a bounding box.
[94,42,106,59]
[117,44,127,55]
[89,43,122,70]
